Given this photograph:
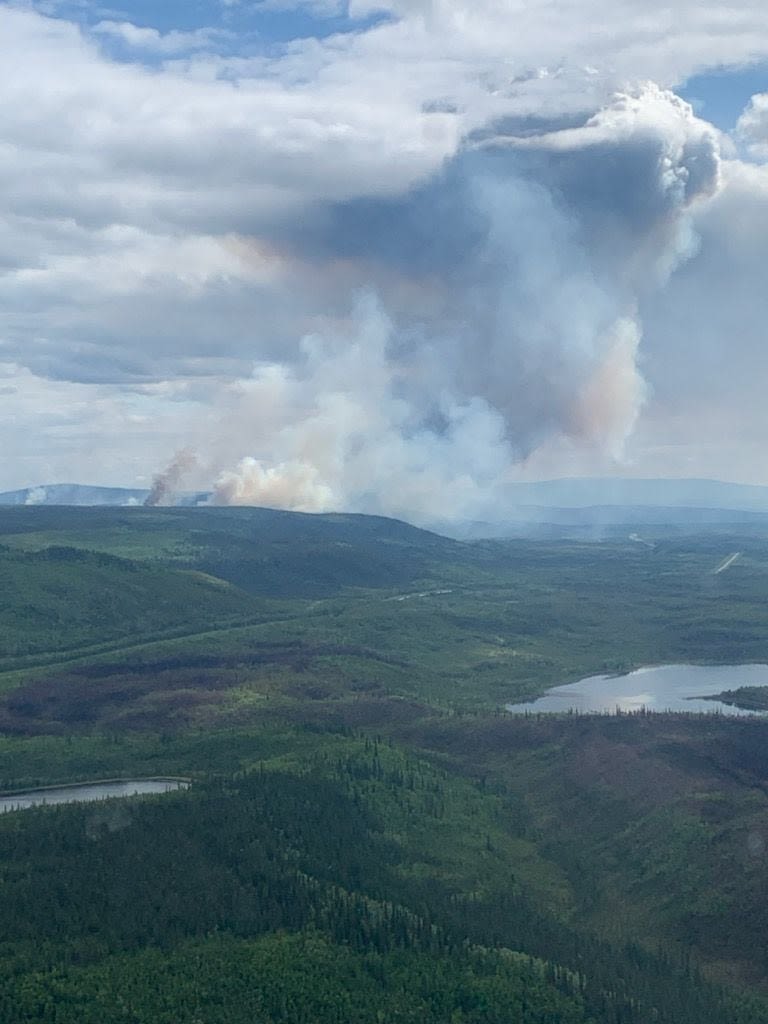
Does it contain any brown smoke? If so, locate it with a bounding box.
[567,318,646,456]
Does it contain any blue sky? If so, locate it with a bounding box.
[680,64,768,130]
[36,0,390,49]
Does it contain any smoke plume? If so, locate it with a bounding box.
[208,298,510,519]
[203,87,721,522]
[24,487,47,506]
[144,449,197,507]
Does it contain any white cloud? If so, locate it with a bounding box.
[92,21,229,56]
[2,2,768,508]
[735,91,768,159]
[0,361,219,490]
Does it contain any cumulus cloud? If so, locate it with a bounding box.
[2,2,768,512]
[736,91,768,158]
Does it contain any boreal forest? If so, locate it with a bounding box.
[2,506,768,1022]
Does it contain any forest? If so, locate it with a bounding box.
[2,506,768,1021]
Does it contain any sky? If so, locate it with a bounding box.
[3,0,768,522]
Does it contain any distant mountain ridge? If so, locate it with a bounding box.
[498,477,768,511]
[4,479,768,525]
[0,484,206,507]
[440,504,768,540]
[0,484,148,506]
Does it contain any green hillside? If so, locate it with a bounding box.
[4,508,768,712]
[2,735,766,1024]
[0,505,468,597]
[0,544,265,670]
[2,507,768,1019]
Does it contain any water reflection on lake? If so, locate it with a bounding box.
[0,779,188,814]
[505,664,768,716]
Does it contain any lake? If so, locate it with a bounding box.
[0,778,189,814]
[505,664,768,716]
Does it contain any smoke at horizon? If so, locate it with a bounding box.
[157,86,721,523]
[144,449,197,507]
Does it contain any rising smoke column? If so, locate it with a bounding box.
[209,298,511,519]
[24,487,47,506]
[208,86,721,521]
[144,449,197,507]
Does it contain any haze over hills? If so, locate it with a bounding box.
[0,484,149,506]
[5,480,768,540]
[497,478,768,511]
[0,484,200,507]
[441,506,768,541]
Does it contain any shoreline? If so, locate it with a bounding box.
[0,775,192,800]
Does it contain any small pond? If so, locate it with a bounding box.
[505,664,768,716]
[0,779,189,814]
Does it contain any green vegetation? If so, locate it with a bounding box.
[0,543,272,667]
[2,736,767,1023]
[704,686,768,710]
[0,505,468,597]
[3,506,768,1020]
[4,507,768,712]
[4,932,594,1024]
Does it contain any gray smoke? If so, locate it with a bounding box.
[207,86,721,521]
[144,449,197,507]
